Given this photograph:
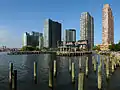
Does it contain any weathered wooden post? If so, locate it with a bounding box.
[12,70,17,90]
[69,58,71,72]
[106,58,109,79]
[97,54,99,64]
[94,58,97,72]
[92,56,94,65]
[98,65,102,90]
[92,56,96,72]
[100,57,102,67]
[54,60,56,77]
[78,73,84,90]
[9,63,13,88]
[116,57,117,67]
[104,57,107,67]
[34,61,37,84]
[79,57,82,70]
[110,55,112,62]
[112,59,114,73]
[72,62,75,83]
[85,57,88,76]
[49,68,52,88]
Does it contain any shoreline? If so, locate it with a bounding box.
[7,51,92,56]
[7,51,56,55]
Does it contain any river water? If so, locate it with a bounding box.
[0,52,120,90]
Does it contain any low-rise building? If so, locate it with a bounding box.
[58,40,89,51]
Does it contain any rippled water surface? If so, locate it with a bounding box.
[0,52,120,90]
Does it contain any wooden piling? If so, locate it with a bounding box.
[72,62,75,83]
[78,73,84,90]
[54,60,56,77]
[92,56,96,72]
[85,58,88,76]
[98,65,102,90]
[92,56,94,65]
[114,57,117,69]
[112,59,114,73]
[79,57,82,70]
[9,63,13,88]
[94,58,96,72]
[34,61,37,84]
[106,59,109,79]
[49,68,52,88]
[69,59,71,72]
[12,70,17,90]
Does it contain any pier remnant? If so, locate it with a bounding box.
[54,60,56,77]
[85,57,88,76]
[49,68,52,88]
[34,61,37,84]
[9,63,13,88]
[94,58,96,72]
[112,59,114,73]
[72,62,75,83]
[78,73,84,90]
[106,58,109,79]
[12,70,17,90]
[98,65,102,90]
[79,57,82,70]
[69,58,71,72]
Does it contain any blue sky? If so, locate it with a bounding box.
[0,0,120,48]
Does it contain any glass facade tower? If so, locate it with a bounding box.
[44,19,61,48]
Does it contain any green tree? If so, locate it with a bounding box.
[21,46,39,51]
[93,45,97,50]
[36,47,40,51]
[109,42,120,51]
[109,44,115,51]
[93,45,101,51]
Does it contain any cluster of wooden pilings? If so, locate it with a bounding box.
[69,57,85,90]
[7,56,97,90]
[8,60,57,90]
[8,54,120,90]
[96,54,120,90]
[48,56,87,90]
[41,55,96,90]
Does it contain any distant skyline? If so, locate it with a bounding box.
[0,0,120,48]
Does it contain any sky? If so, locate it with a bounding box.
[0,0,120,48]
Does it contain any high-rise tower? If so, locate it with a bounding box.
[80,12,94,50]
[102,4,114,45]
[43,19,61,48]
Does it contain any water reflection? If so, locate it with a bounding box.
[1,53,120,90]
[0,54,99,90]
[57,56,71,85]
